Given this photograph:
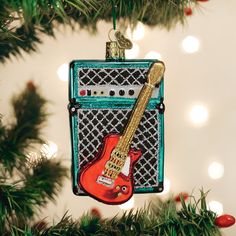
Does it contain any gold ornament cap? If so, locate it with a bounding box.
[106,41,125,61]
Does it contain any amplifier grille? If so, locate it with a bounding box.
[78,68,148,86]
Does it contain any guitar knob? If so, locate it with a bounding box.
[115,185,120,190]
[121,185,129,194]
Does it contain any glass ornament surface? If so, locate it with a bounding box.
[68,60,165,198]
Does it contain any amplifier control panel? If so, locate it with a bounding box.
[78,86,160,98]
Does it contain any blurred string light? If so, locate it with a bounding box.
[126,22,145,41]
[125,42,140,59]
[119,196,135,210]
[182,36,200,54]
[159,178,171,195]
[208,162,224,179]
[189,104,209,126]
[208,201,223,216]
[26,151,40,168]
[57,63,69,81]
[41,141,58,159]
[144,51,162,60]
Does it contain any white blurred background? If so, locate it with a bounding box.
[0,0,236,234]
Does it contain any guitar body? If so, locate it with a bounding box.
[78,134,142,205]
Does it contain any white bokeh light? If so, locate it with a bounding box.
[125,43,140,59]
[119,196,135,210]
[159,178,171,195]
[208,162,224,179]
[126,22,145,41]
[144,51,162,60]
[208,201,223,216]
[57,63,69,81]
[189,104,209,126]
[26,151,40,167]
[182,36,200,54]
[41,141,58,159]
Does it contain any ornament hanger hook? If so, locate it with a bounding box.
[108,28,117,42]
[111,0,117,30]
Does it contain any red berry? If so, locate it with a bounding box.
[27,81,36,91]
[184,7,193,16]
[215,214,235,228]
[91,207,102,218]
[174,192,189,202]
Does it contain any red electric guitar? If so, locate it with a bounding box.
[78,62,165,204]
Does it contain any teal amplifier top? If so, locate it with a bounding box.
[69,59,165,195]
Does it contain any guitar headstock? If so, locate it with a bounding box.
[147,62,165,87]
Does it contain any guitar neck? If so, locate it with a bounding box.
[117,83,154,152]
[104,62,165,180]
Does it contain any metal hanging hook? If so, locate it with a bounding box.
[111,0,117,30]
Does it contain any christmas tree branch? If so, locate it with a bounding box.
[30,190,222,236]
[0,82,47,173]
[0,81,68,235]
[0,0,198,62]
[24,157,68,206]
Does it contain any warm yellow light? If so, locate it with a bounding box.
[126,22,145,41]
[119,196,135,210]
[182,36,200,54]
[41,141,58,159]
[208,162,224,179]
[208,201,223,216]
[57,63,69,81]
[189,104,209,126]
[125,43,140,59]
[144,51,162,60]
[26,151,40,167]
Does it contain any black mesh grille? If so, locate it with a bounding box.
[78,68,148,86]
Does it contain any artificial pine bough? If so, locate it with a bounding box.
[0,0,199,62]
[0,81,68,235]
[30,191,234,236]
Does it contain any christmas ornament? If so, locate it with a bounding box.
[78,62,164,204]
[215,214,235,228]
[184,7,193,16]
[69,4,165,204]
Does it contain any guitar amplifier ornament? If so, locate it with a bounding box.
[69,31,166,205]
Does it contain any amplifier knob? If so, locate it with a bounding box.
[109,90,115,96]
[128,89,134,96]
[119,90,125,96]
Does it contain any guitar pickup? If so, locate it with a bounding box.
[96,175,114,188]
